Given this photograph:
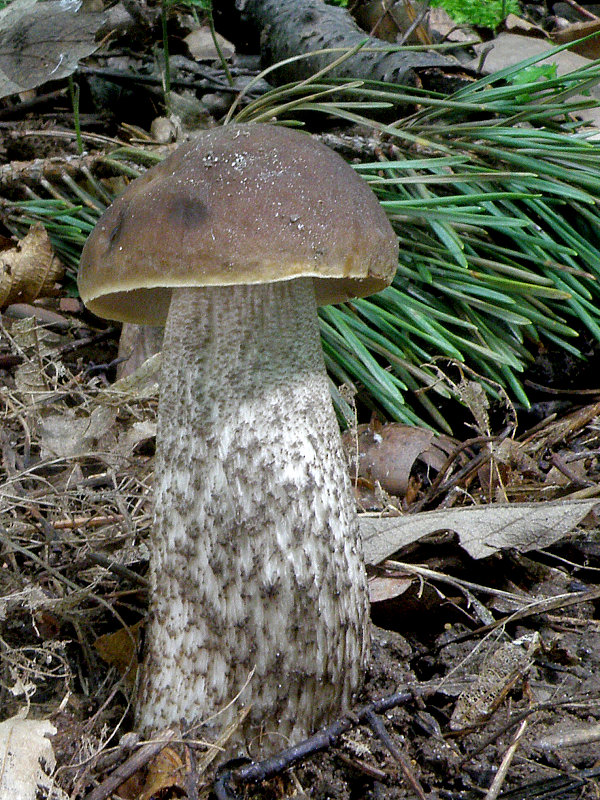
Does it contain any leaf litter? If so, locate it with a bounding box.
[1,308,600,798]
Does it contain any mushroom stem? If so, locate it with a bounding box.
[136,278,369,752]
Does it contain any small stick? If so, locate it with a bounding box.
[52,515,123,530]
[214,687,433,798]
[0,88,69,121]
[549,452,593,487]
[411,429,512,512]
[85,552,148,587]
[464,698,600,764]
[483,719,528,800]
[58,327,119,356]
[364,709,430,800]
[183,744,201,800]
[444,586,600,646]
[0,328,119,369]
[524,379,600,396]
[397,0,432,46]
[82,729,177,800]
[336,752,393,782]
[559,0,598,20]
[536,722,600,751]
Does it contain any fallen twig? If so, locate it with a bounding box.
[483,719,528,800]
[81,728,177,800]
[441,586,600,647]
[213,686,433,799]
[364,709,431,800]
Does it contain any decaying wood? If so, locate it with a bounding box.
[215,0,457,90]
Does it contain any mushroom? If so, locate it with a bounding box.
[78,124,398,754]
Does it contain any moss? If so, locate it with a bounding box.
[430,0,520,28]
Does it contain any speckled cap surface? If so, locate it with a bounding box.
[78,124,398,324]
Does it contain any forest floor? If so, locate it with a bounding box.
[2,1,600,798]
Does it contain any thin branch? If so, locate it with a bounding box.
[213,686,433,798]
[364,709,430,800]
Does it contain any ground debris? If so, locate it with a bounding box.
[1,308,600,799]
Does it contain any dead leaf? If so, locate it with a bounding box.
[351,0,431,45]
[117,745,186,800]
[0,0,104,99]
[37,405,118,458]
[429,6,481,42]
[552,20,600,60]
[12,316,64,402]
[344,423,456,497]
[117,420,157,455]
[450,634,540,730]
[142,747,186,800]
[504,13,548,37]
[184,26,235,61]
[477,437,543,499]
[368,574,413,603]
[360,498,600,564]
[0,714,65,800]
[94,623,141,686]
[0,223,63,309]
[96,352,161,405]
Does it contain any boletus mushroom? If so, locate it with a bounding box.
[78,124,398,754]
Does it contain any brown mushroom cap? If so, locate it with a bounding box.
[78,124,398,325]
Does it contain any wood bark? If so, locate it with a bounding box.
[215,0,458,87]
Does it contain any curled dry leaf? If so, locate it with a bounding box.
[0,223,63,309]
[117,745,186,800]
[343,422,459,497]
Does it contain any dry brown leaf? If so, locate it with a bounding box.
[0,223,63,309]
[0,0,104,99]
[12,315,63,402]
[343,423,455,497]
[138,747,185,800]
[450,634,540,730]
[94,623,141,686]
[552,19,600,60]
[114,744,186,800]
[368,574,413,603]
